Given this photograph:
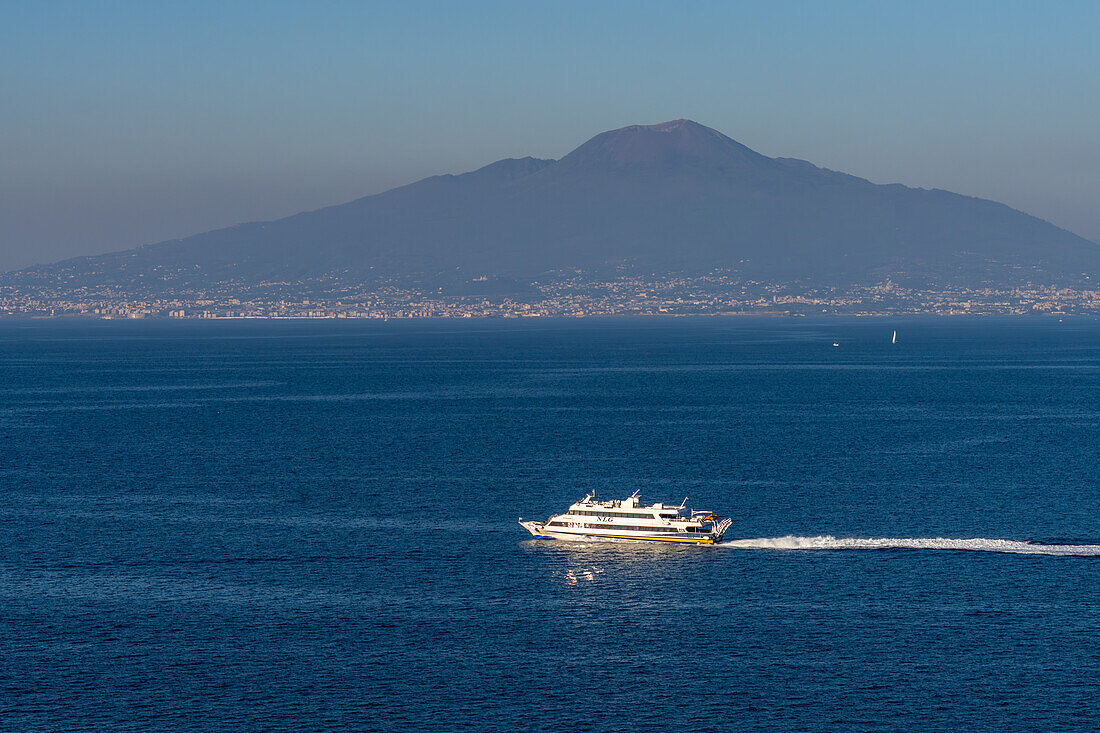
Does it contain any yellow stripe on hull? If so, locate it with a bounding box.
[553,532,715,544]
[603,534,715,544]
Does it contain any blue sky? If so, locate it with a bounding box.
[2,0,1098,270]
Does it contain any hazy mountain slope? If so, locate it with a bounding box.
[6,120,1097,290]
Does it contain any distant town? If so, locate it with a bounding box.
[2,270,1098,319]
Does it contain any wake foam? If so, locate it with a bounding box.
[721,535,1100,556]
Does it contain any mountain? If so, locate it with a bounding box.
[6,119,1098,292]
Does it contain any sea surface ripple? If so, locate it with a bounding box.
[2,317,1100,732]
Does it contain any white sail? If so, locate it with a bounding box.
[892,330,897,344]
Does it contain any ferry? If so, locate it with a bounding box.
[519,491,732,544]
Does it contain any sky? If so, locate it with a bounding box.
[2,0,1099,272]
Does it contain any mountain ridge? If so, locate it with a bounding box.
[4,119,1097,291]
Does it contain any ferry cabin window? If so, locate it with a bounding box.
[567,510,660,519]
[584,524,681,532]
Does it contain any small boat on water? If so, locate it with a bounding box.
[892,330,898,344]
[519,490,732,544]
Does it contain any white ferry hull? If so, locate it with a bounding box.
[547,530,720,544]
[520,494,732,546]
[520,521,723,544]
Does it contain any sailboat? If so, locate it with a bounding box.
[891,330,898,344]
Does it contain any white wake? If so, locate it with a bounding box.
[720,535,1100,556]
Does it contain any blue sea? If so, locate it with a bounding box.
[2,317,1099,732]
